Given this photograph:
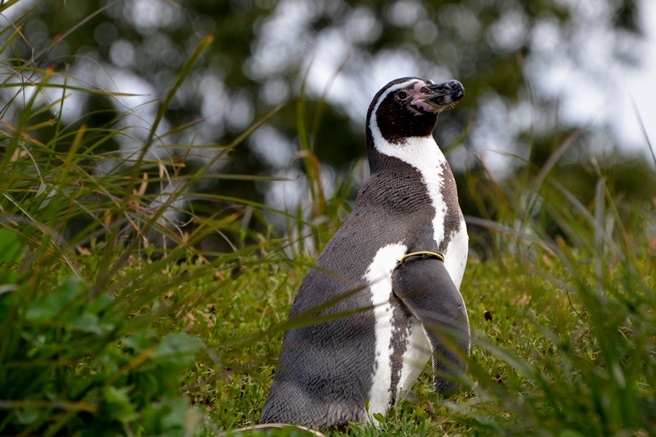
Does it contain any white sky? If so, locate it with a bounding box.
[560,0,656,154]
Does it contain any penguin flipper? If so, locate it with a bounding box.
[391,256,470,394]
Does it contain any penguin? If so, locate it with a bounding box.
[260,77,470,429]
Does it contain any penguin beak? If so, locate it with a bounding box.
[412,80,465,113]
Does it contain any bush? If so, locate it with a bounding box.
[0,231,203,434]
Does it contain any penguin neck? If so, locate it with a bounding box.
[366,134,447,175]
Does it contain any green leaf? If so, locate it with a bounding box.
[103,385,137,423]
[123,330,158,353]
[25,277,88,322]
[0,228,23,266]
[141,397,196,437]
[67,311,103,334]
[0,229,23,286]
[160,397,189,429]
[15,406,46,426]
[152,333,203,365]
[65,293,117,334]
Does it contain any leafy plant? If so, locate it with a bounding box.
[0,8,240,435]
[0,242,204,434]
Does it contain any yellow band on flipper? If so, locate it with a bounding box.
[397,251,445,265]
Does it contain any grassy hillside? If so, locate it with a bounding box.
[191,214,656,436]
[1,20,655,437]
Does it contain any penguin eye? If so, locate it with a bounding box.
[397,91,408,99]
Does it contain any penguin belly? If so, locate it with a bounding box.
[363,243,433,419]
[396,318,432,398]
[365,243,406,417]
[366,286,432,418]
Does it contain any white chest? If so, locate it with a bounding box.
[373,135,468,286]
[364,136,469,421]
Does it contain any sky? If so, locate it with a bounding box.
[494,0,656,172]
[555,0,656,155]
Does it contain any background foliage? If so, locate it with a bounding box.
[1,0,655,435]
[4,0,652,243]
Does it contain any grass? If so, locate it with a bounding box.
[190,211,655,436]
[1,4,655,436]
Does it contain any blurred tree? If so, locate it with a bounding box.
[2,0,650,244]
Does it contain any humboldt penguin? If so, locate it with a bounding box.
[260,77,470,429]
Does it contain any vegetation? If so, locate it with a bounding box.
[10,0,648,216]
[1,0,655,436]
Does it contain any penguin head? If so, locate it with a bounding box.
[366,77,464,147]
